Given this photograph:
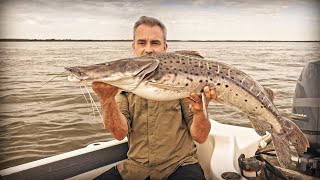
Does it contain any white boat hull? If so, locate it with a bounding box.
[0,120,265,180]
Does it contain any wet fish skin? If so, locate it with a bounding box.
[66,51,309,168]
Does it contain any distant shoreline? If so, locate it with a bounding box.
[0,39,319,42]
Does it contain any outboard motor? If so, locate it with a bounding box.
[291,60,320,177]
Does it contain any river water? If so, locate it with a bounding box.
[0,41,319,169]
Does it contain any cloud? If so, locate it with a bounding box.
[0,0,319,40]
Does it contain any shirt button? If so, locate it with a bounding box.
[151,151,154,154]
[150,132,153,135]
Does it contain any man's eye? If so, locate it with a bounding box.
[138,41,145,45]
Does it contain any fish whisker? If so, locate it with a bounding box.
[40,70,67,89]
[79,85,89,104]
[83,82,103,123]
[84,82,96,119]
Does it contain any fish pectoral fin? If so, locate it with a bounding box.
[108,78,141,91]
[147,82,186,91]
[248,116,272,136]
[272,133,292,168]
[174,50,204,59]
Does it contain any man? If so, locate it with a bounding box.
[93,16,216,180]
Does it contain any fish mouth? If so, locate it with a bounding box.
[65,67,89,82]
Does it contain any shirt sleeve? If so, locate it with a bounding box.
[180,99,194,130]
[115,91,132,132]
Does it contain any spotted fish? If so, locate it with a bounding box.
[65,51,309,168]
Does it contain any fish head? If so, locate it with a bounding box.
[65,56,160,91]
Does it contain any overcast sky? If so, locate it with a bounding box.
[1,0,319,41]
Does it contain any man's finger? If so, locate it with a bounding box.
[210,90,217,99]
[183,97,196,106]
[190,93,201,103]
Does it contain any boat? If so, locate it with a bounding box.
[0,119,273,180]
[1,60,319,180]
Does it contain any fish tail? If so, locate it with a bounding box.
[272,117,310,168]
[282,117,310,156]
[271,133,291,167]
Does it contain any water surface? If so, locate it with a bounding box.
[0,41,319,169]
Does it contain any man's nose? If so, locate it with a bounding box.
[144,44,154,54]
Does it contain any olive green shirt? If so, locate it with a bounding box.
[115,92,198,180]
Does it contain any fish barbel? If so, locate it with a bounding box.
[65,50,309,168]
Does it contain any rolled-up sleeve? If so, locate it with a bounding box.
[115,91,132,132]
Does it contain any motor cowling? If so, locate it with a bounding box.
[291,60,320,177]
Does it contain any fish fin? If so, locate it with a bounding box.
[272,133,292,168]
[248,116,272,136]
[147,82,186,91]
[174,50,204,59]
[263,86,274,102]
[107,78,143,91]
[201,92,208,119]
[282,117,309,156]
[110,59,160,91]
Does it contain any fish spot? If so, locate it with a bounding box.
[206,80,208,82]
[217,83,221,86]
[245,99,247,102]
[236,94,238,96]
[166,68,169,70]
[225,85,229,88]
[186,83,189,86]
[182,62,185,64]
[200,66,203,68]
[170,61,173,63]
[208,72,211,75]
[261,106,264,108]
[210,78,213,81]
[199,80,203,83]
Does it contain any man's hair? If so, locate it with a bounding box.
[133,16,167,42]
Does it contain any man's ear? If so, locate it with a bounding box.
[164,43,168,51]
[132,42,135,51]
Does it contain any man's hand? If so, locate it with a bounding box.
[91,82,128,140]
[183,86,217,114]
[183,86,217,144]
[92,82,119,103]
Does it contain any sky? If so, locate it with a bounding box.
[0,0,319,41]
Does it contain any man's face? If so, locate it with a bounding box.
[132,24,168,57]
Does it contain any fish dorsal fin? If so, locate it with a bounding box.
[173,50,204,59]
[248,116,272,136]
[263,86,274,102]
[147,81,186,91]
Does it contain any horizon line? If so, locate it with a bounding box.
[0,38,319,42]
